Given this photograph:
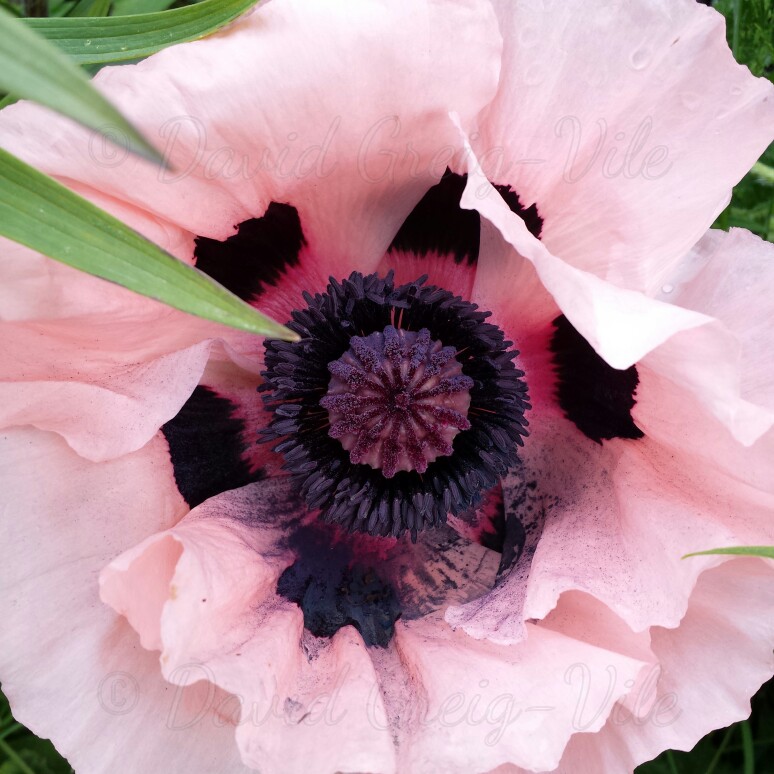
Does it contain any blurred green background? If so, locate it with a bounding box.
[0,0,773,772]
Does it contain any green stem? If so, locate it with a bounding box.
[0,738,37,774]
[741,720,755,774]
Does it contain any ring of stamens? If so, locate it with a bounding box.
[260,272,530,539]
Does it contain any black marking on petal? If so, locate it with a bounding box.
[550,315,644,444]
[388,170,543,266]
[277,525,401,647]
[495,472,550,582]
[193,202,305,302]
[389,170,478,265]
[494,183,543,240]
[162,386,264,508]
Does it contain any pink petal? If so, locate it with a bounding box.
[458,147,709,371]
[392,613,648,773]
[230,618,396,774]
[446,414,774,642]
[556,559,774,772]
[101,480,397,773]
[0,188,264,462]
[0,322,217,462]
[478,0,774,292]
[639,227,774,446]
[0,0,501,287]
[0,429,250,773]
[101,480,296,673]
[462,133,774,444]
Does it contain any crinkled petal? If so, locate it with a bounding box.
[457,137,709,370]
[0,189,263,462]
[460,134,774,445]
[386,613,648,773]
[556,559,774,772]
[446,415,774,641]
[101,479,397,774]
[0,429,252,773]
[0,321,217,462]
[478,0,774,293]
[101,480,297,672]
[639,227,774,446]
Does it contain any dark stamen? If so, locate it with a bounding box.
[261,272,530,540]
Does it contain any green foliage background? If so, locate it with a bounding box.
[0,0,773,772]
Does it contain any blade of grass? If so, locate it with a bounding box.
[0,722,23,742]
[24,0,258,65]
[0,738,36,774]
[683,546,774,560]
[751,161,774,184]
[112,0,177,12]
[0,146,297,340]
[731,0,742,57]
[705,725,736,774]
[741,720,755,774]
[0,6,161,164]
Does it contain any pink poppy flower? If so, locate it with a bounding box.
[2,0,774,772]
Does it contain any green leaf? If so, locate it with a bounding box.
[0,6,161,164]
[0,146,297,341]
[683,546,774,560]
[0,735,70,774]
[111,0,177,13]
[24,0,259,65]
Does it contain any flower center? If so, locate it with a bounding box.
[320,326,473,478]
[261,272,530,539]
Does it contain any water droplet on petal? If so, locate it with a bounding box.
[731,85,743,96]
[680,92,700,110]
[630,48,651,70]
[661,283,674,294]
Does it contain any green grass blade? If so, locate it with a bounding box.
[0,739,36,774]
[683,546,774,560]
[741,721,755,774]
[0,6,161,164]
[0,146,296,341]
[25,0,259,65]
[111,0,177,13]
[68,0,112,17]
